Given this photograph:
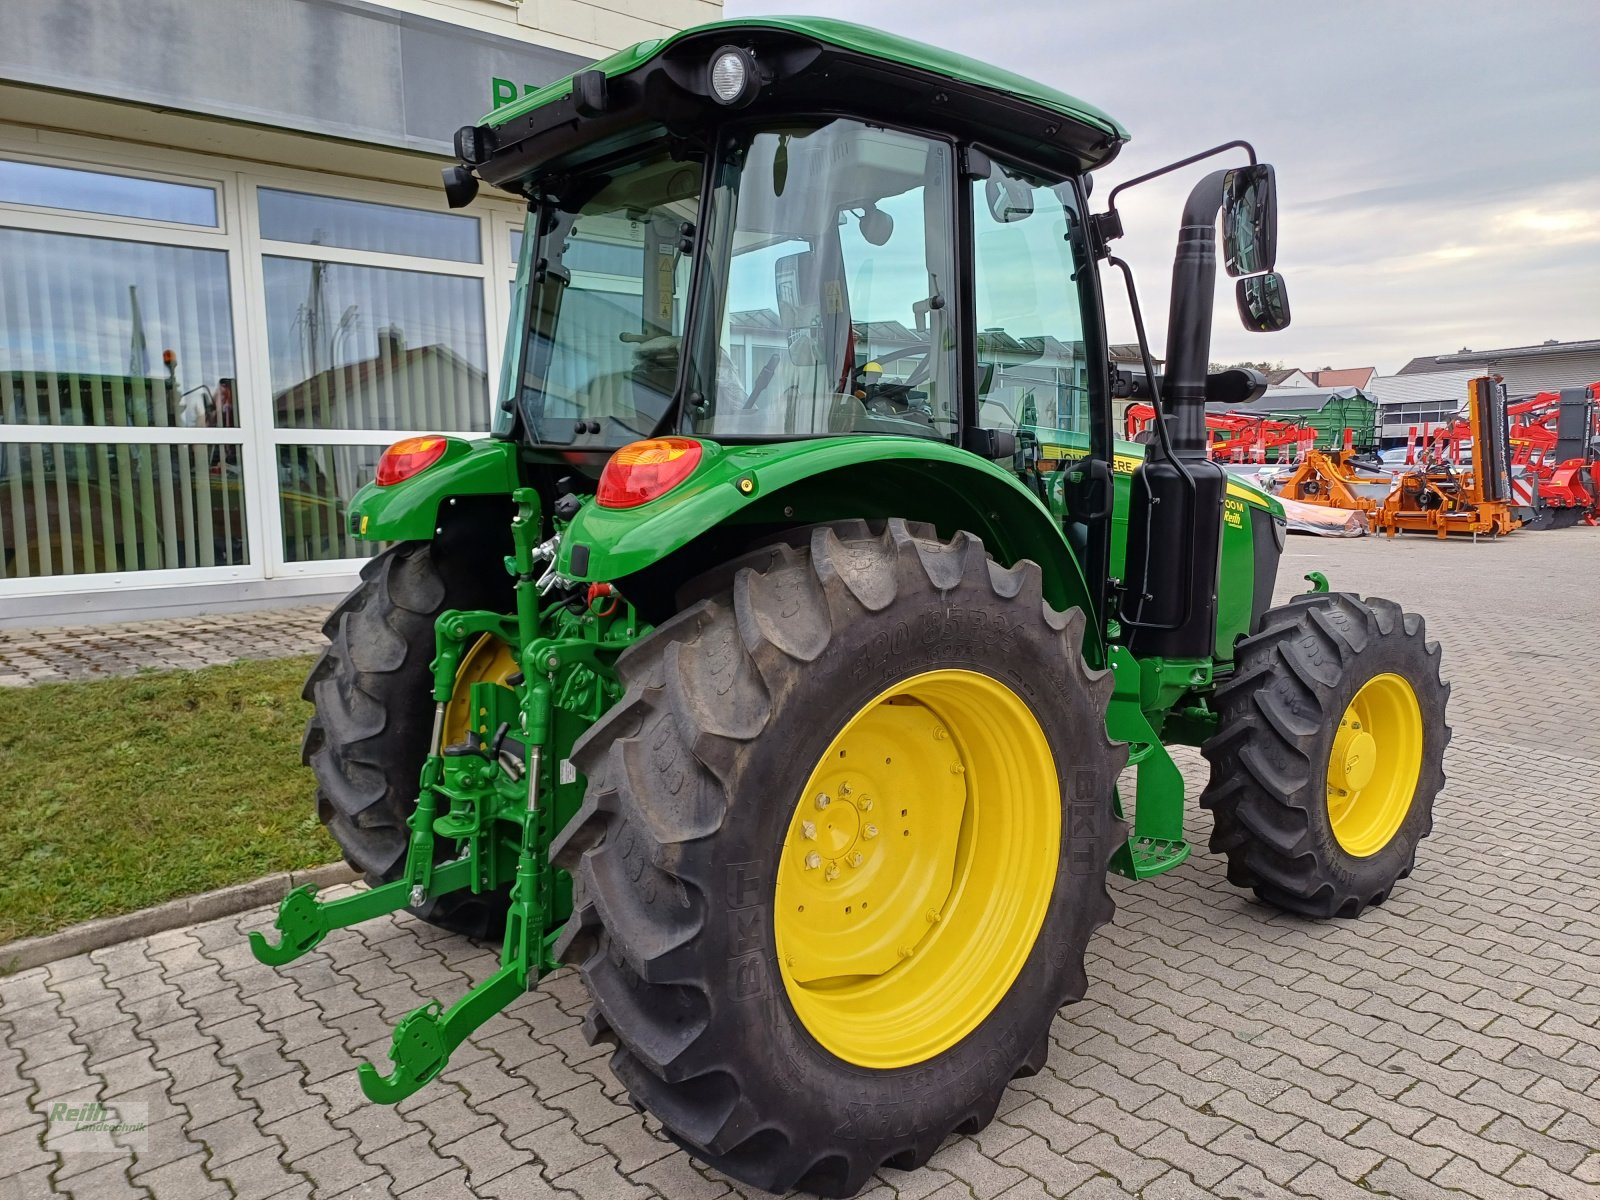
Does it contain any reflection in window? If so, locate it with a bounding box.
[971,164,1090,438]
[259,189,480,263]
[263,257,488,432]
[0,229,238,429]
[0,159,218,226]
[0,441,247,579]
[702,121,957,442]
[276,444,380,562]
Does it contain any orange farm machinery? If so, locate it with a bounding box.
[1376,376,1520,539]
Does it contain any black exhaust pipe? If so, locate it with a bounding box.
[1123,170,1231,659]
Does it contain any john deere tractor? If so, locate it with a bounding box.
[251,18,1449,1196]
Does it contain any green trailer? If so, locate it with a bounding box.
[247,19,1449,1196]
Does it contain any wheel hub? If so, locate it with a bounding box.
[779,699,964,984]
[1330,724,1378,792]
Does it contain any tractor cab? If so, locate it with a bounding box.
[468,24,1120,465]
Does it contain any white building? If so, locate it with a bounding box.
[0,0,719,626]
[1366,370,1479,447]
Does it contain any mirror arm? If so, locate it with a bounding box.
[1099,140,1256,235]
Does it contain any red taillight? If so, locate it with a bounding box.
[375,436,448,486]
[596,438,703,508]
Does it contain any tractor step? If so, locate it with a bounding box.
[1125,836,1191,878]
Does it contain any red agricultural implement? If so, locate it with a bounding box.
[1506,383,1600,528]
[1123,403,1314,463]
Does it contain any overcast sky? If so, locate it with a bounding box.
[728,0,1600,375]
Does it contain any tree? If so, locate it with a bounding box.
[1208,359,1284,373]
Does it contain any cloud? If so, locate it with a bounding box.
[727,0,1600,373]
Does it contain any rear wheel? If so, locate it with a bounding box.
[553,520,1121,1196]
[302,541,512,939]
[1200,592,1450,918]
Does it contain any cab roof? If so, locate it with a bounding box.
[466,17,1130,190]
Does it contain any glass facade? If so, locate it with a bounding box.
[0,154,512,594]
[0,440,246,578]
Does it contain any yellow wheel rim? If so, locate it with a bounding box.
[441,634,519,749]
[773,669,1060,1069]
[1326,672,1423,857]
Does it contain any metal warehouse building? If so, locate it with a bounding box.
[0,0,716,626]
[1397,338,1600,396]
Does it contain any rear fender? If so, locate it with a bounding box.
[559,437,1104,663]
[346,438,521,542]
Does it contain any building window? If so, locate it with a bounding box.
[275,443,379,563]
[0,440,247,578]
[259,188,481,263]
[0,227,244,581]
[262,257,490,434]
[1,229,238,429]
[0,159,219,227]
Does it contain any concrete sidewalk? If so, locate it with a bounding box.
[0,607,332,687]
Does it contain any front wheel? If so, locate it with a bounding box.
[552,520,1122,1197]
[1200,592,1450,918]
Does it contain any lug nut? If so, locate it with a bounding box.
[934,726,948,741]
[898,946,913,959]
[801,820,816,840]
[839,782,852,797]
[951,763,965,775]
[804,852,821,870]
[863,824,878,839]
[815,793,831,810]
[849,851,863,867]
[825,861,840,881]
[859,797,873,811]
[926,909,941,924]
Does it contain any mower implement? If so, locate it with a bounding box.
[250,18,1450,1196]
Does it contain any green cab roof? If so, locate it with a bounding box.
[483,16,1129,148]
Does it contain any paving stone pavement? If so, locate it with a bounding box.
[1,526,1597,1199]
[0,607,333,687]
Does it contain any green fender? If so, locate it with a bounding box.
[559,437,1105,663]
[346,438,521,542]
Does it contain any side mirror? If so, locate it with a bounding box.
[1221,164,1277,277]
[1237,272,1291,332]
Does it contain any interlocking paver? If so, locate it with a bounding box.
[0,533,1595,1197]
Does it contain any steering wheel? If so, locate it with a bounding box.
[857,344,934,411]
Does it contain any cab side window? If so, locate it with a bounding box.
[970,163,1090,441]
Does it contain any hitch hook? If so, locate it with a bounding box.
[247,885,326,966]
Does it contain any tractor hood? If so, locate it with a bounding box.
[454,18,1129,195]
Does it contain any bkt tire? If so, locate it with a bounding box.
[552,520,1123,1197]
[1201,591,1450,918]
[302,541,510,939]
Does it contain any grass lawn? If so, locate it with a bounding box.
[0,656,341,944]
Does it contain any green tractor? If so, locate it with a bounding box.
[251,17,1449,1196]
